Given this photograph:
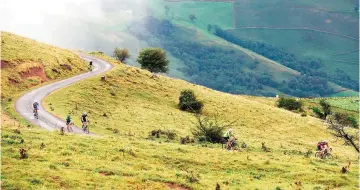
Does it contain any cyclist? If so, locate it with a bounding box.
[66,114,72,132]
[317,140,329,152]
[33,100,39,117]
[89,61,93,71]
[223,128,233,142]
[81,112,88,129]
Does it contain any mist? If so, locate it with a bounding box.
[1,0,152,54]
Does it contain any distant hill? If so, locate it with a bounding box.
[127,0,359,97]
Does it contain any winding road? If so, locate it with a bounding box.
[15,53,113,134]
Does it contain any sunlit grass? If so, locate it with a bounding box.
[1,31,87,100]
[39,53,360,189]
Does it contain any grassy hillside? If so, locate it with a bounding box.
[230,0,359,82]
[7,53,353,189]
[1,31,87,101]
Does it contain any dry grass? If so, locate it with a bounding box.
[1,31,87,100]
[38,54,359,189]
[1,34,358,190]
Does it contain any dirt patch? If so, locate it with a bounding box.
[19,64,48,82]
[99,171,115,176]
[166,183,191,190]
[1,60,11,69]
[7,77,20,84]
[60,64,72,71]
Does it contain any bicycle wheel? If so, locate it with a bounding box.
[325,153,333,159]
[83,126,89,134]
[315,152,321,158]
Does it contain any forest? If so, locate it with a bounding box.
[210,25,359,92]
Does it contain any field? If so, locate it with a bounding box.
[16,53,356,189]
[331,90,359,97]
[309,97,359,112]
[229,0,359,81]
[155,0,234,31]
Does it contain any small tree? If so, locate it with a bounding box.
[277,96,302,111]
[179,89,203,113]
[189,14,197,22]
[137,48,169,74]
[113,48,130,62]
[327,112,359,153]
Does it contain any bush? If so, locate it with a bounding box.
[312,107,324,119]
[348,116,358,128]
[113,48,130,62]
[277,96,302,111]
[191,115,227,143]
[178,89,203,113]
[319,99,331,118]
[149,129,177,140]
[180,136,195,144]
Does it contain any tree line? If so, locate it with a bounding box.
[209,25,359,92]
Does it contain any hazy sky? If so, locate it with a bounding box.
[1,0,150,52]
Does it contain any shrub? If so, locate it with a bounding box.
[277,96,302,111]
[333,112,358,128]
[113,48,130,62]
[319,99,331,118]
[312,107,324,119]
[180,136,194,144]
[348,116,358,128]
[191,115,233,143]
[19,148,28,159]
[178,89,203,113]
[149,129,177,140]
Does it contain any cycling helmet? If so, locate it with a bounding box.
[34,100,38,103]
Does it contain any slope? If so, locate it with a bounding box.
[21,52,358,189]
[1,31,88,117]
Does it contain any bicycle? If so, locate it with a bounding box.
[82,121,90,134]
[33,109,39,119]
[315,148,333,159]
[67,122,74,132]
[226,137,239,150]
[88,65,94,72]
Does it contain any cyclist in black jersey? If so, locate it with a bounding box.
[81,112,88,129]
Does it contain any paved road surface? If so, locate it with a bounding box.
[15,54,113,134]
